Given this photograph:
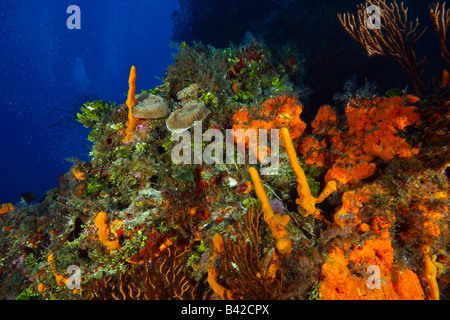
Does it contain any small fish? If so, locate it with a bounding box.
[20,192,36,204]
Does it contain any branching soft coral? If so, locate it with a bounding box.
[298,96,421,186]
[337,0,426,94]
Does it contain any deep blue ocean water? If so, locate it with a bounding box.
[0,1,178,204]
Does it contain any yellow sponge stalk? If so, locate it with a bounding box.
[249,166,292,255]
[280,127,337,218]
[207,233,234,300]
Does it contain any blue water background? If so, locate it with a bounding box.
[0,1,178,203]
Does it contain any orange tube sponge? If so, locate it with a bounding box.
[280,127,337,218]
[249,167,292,255]
[207,233,234,300]
[94,211,120,251]
[122,65,138,143]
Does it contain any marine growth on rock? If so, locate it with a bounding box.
[0,37,448,302]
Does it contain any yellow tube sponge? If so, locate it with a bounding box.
[249,167,292,255]
[421,245,440,300]
[94,211,120,251]
[207,233,234,300]
[280,127,337,218]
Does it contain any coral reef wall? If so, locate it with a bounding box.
[0,36,448,300]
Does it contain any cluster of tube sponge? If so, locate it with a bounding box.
[248,167,292,255]
[247,127,338,256]
[280,127,337,219]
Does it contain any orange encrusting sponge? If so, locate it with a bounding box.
[0,203,14,215]
[231,95,307,159]
[319,239,426,300]
[94,211,121,251]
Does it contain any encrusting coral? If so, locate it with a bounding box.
[421,244,440,300]
[333,183,382,228]
[207,206,284,300]
[302,95,422,186]
[71,165,85,181]
[338,0,426,94]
